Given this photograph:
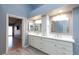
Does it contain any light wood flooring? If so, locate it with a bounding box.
[6,46,47,55]
[8,36,22,51]
[6,36,47,55]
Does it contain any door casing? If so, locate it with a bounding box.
[6,14,26,53]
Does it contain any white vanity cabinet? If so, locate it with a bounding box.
[29,35,73,55]
[29,35,43,50]
[42,38,73,55]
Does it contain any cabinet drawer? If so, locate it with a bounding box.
[43,38,73,47]
[42,38,73,55]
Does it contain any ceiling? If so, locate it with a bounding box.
[30,4,43,10]
[29,4,79,20]
[48,4,79,16]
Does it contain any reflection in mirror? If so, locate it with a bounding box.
[34,19,42,32]
[29,21,34,32]
[51,13,71,33]
[28,19,42,33]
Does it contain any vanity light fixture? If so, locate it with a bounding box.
[52,14,69,21]
[58,10,63,13]
[35,19,42,24]
[32,15,41,20]
[29,21,33,25]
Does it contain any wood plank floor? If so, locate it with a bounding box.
[6,46,47,55]
[7,36,47,55]
[8,36,22,51]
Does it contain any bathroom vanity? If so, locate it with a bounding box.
[27,11,74,55]
[28,33,74,55]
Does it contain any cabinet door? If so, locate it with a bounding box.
[42,38,73,55]
[41,38,57,54]
[29,35,37,47]
[29,35,34,45]
[29,35,42,50]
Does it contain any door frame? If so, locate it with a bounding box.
[6,14,26,53]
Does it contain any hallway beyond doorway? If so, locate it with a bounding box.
[8,16,22,52]
[8,36,22,51]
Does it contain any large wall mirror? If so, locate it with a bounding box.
[28,19,42,33]
[34,19,42,32]
[50,12,72,34]
[28,21,34,32]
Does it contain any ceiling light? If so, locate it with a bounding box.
[59,10,63,13]
[52,14,69,21]
[32,15,41,20]
[35,20,42,24]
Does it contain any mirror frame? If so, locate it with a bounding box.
[49,12,72,35]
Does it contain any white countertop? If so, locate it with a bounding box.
[28,32,75,43]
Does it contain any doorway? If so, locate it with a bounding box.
[8,16,22,51]
[6,14,26,53]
